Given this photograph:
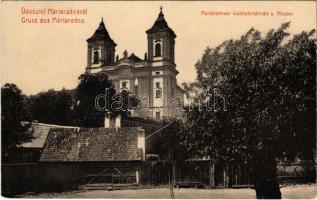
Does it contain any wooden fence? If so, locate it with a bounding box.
[2,161,316,196]
[277,161,316,184]
[2,163,38,196]
[1,161,142,196]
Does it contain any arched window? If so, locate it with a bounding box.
[155,43,161,57]
[93,51,99,64]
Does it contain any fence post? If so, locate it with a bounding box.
[209,161,215,188]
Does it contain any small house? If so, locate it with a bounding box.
[38,127,145,190]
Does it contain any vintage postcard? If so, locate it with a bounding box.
[1,0,316,198]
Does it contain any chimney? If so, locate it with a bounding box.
[115,114,121,128]
[104,113,111,128]
[137,127,145,161]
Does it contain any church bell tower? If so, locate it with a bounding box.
[86,18,117,72]
[146,7,176,65]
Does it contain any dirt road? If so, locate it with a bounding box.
[21,184,317,199]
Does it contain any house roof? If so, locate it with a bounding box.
[40,127,144,162]
[146,8,176,38]
[21,123,78,149]
[87,19,117,45]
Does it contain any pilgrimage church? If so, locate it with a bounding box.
[85,7,184,120]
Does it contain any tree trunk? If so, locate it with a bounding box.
[254,170,281,199]
[251,152,282,199]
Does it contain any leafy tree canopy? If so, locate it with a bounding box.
[1,83,33,162]
[28,89,74,125]
[74,73,116,127]
[156,119,188,162]
[180,23,315,198]
[182,22,316,163]
[113,90,140,118]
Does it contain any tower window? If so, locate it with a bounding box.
[93,51,99,64]
[155,43,161,57]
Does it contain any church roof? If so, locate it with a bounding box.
[128,53,143,62]
[87,19,117,45]
[146,8,176,38]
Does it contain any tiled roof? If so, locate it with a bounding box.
[40,127,144,162]
[87,20,117,45]
[146,9,176,37]
[21,123,77,149]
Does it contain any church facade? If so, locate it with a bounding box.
[85,8,184,120]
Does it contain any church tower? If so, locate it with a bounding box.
[86,19,117,73]
[146,7,176,65]
[144,7,183,120]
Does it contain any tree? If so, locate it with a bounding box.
[1,83,33,162]
[154,119,188,198]
[113,89,140,118]
[180,23,315,198]
[154,119,188,162]
[74,73,116,127]
[29,89,74,125]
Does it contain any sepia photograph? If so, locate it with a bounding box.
[1,1,316,198]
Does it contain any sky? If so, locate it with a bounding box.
[1,1,316,95]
